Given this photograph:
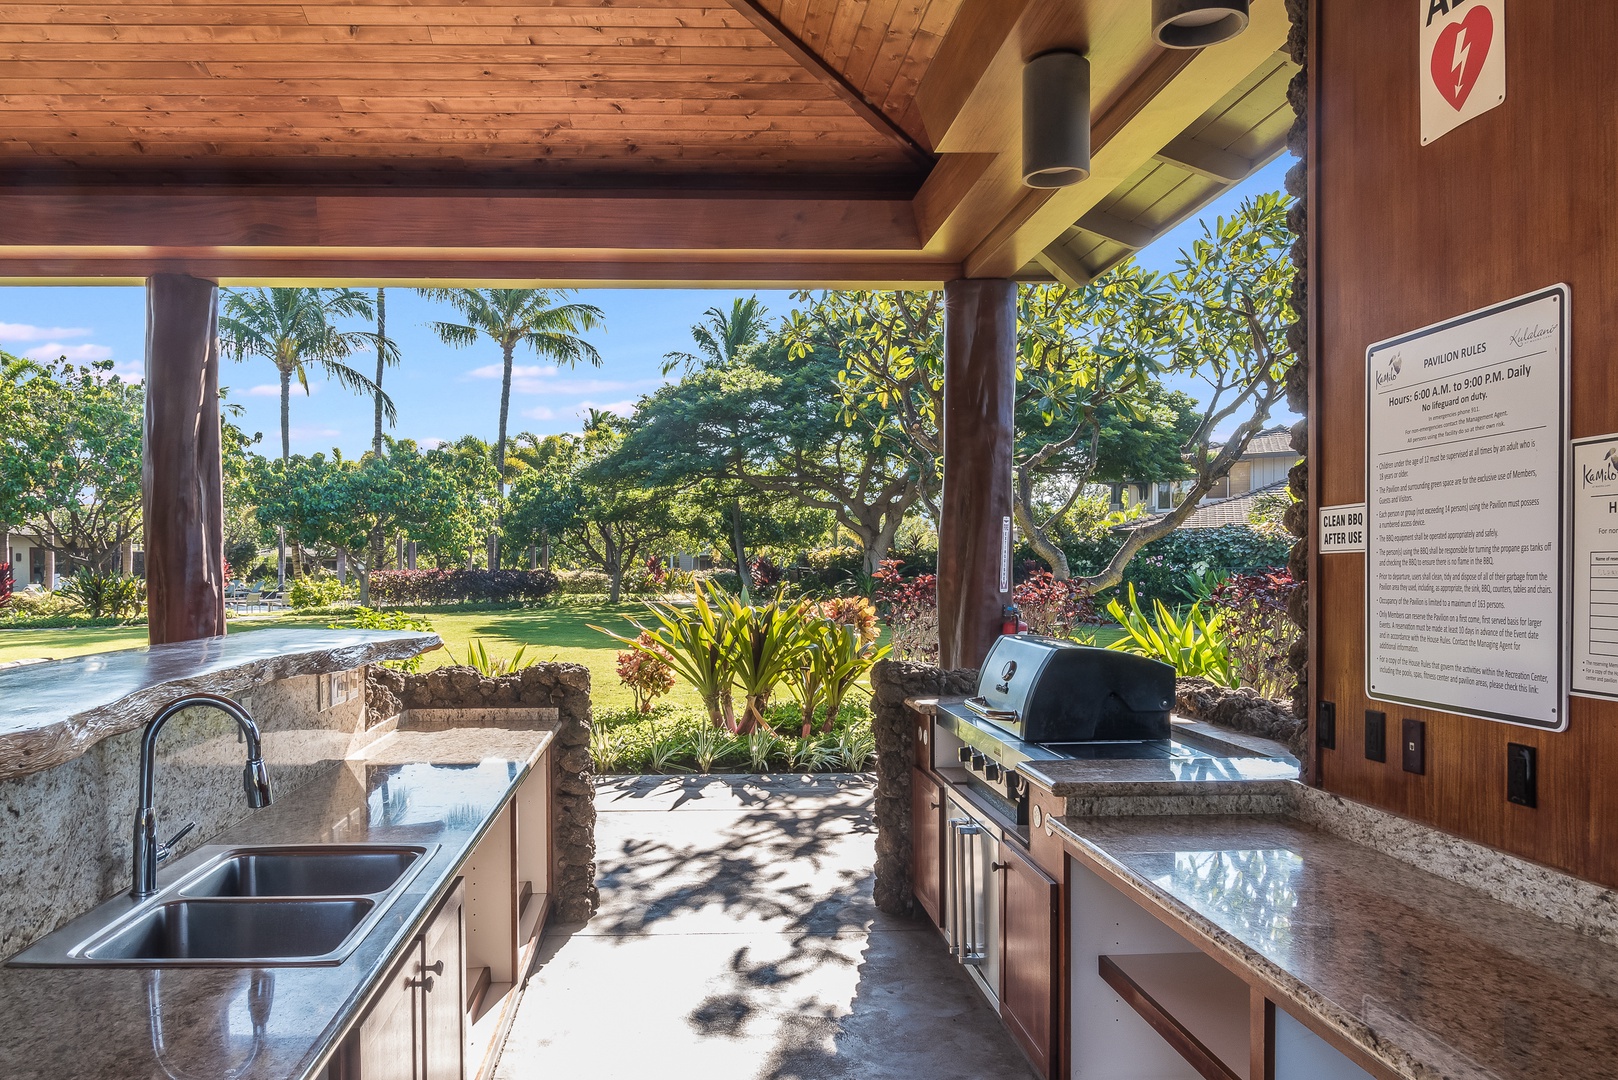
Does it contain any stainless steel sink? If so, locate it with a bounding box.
[8,842,437,968]
[178,847,423,899]
[82,899,373,962]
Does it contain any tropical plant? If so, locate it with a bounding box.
[832,723,877,771]
[787,735,837,773]
[616,631,677,714]
[457,639,536,677]
[288,572,354,609]
[1104,584,1236,687]
[716,590,813,735]
[597,583,736,729]
[662,295,770,373]
[872,560,938,664]
[646,734,691,774]
[688,726,737,774]
[746,728,780,773]
[793,620,890,737]
[55,568,144,620]
[1211,569,1299,699]
[591,726,628,773]
[417,288,604,568]
[0,562,11,607]
[326,607,436,671]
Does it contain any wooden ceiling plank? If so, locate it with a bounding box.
[721,0,932,164]
[0,78,846,99]
[0,23,778,47]
[0,43,807,65]
[836,0,901,93]
[1033,241,1092,287]
[878,0,963,146]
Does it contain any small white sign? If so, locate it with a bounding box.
[999,516,1011,593]
[1421,0,1506,146]
[1571,435,1618,701]
[1319,503,1367,553]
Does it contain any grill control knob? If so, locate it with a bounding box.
[983,761,1003,783]
[957,746,974,764]
[969,750,987,771]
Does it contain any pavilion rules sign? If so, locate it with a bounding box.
[1421,0,1505,145]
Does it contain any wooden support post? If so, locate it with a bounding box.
[938,278,1016,670]
[143,273,226,645]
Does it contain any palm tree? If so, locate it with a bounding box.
[418,289,603,569]
[219,287,395,584]
[661,295,769,373]
[371,287,400,456]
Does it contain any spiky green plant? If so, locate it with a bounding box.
[832,724,877,772]
[745,728,780,773]
[1104,584,1236,687]
[595,582,736,729]
[689,726,739,774]
[457,638,533,677]
[646,733,691,774]
[590,727,627,774]
[787,735,838,773]
[716,590,813,735]
[795,621,891,736]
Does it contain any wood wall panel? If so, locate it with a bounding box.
[1314,1,1618,885]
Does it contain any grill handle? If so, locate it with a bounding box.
[964,697,1019,723]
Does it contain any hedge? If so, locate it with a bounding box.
[1053,524,1292,606]
[369,569,558,606]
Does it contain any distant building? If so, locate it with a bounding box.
[0,528,142,587]
[1111,426,1296,529]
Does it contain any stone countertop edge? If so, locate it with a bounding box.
[1045,812,1416,1080]
[0,629,442,783]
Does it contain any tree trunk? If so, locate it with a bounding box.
[143,273,226,645]
[1012,489,1071,579]
[278,365,291,589]
[730,501,749,601]
[491,338,515,572]
[336,548,347,583]
[937,278,1016,670]
[372,287,386,456]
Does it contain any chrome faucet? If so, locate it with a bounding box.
[132,693,273,899]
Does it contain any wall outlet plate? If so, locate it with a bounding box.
[1317,701,1337,749]
[1401,718,1426,775]
[1365,710,1387,762]
[1507,743,1538,807]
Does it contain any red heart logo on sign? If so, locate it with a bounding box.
[1430,6,1494,111]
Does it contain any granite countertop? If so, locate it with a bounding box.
[0,629,441,782]
[0,722,551,1080]
[1050,812,1618,1080]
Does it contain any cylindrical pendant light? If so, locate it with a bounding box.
[1151,0,1250,49]
[1022,50,1090,189]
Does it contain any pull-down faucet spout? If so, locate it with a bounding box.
[132,693,273,899]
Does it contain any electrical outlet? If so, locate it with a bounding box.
[1317,701,1337,749]
[1507,744,1537,807]
[1365,710,1387,762]
[1401,718,1426,775]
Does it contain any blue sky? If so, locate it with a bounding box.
[0,155,1292,458]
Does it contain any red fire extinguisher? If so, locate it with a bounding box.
[1001,603,1028,636]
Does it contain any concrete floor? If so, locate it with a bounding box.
[494,774,1039,1080]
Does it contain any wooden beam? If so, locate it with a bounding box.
[1033,241,1092,286]
[1077,210,1157,248]
[0,192,921,253]
[914,152,997,247]
[721,0,933,164]
[143,273,225,646]
[1155,135,1254,184]
[938,277,1016,670]
[914,0,1031,151]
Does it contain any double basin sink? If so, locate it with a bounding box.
[11,844,435,967]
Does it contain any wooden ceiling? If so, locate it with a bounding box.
[0,0,959,181]
[0,0,1297,286]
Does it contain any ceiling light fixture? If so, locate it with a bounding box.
[1151,0,1251,48]
[1022,51,1090,189]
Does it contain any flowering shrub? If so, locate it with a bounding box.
[0,562,11,608]
[369,568,558,606]
[1211,569,1299,699]
[1012,571,1099,637]
[616,630,677,714]
[873,560,938,664]
[817,596,880,646]
[749,556,783,592]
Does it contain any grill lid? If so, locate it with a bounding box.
[966,634,1174,743]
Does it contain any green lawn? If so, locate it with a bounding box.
[0,604,1125,714]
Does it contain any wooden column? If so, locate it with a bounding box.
[143,274,226,644]
[938,278,1016,670]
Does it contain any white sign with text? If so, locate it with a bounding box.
[1320,503,1368,553]
[1365,285,1569,731]
[1420,0,1506,146]
[1570,435,1618,701]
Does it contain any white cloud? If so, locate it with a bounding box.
[419,437,447,449]
[521,406,556,421]
[246,384,282,397]
[520,376,662,395]
[289,426,341,440]
[576,399,637,418]
[0,322,91,344]
[466,363,557,381]
[23,342,112,362]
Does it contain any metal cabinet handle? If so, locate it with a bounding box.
[426,960,445,976]
[991,861,1009,872]
[408,974,436,992]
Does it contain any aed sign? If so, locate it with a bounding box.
[1421,0,1505,146]
[1320,503,1367,554]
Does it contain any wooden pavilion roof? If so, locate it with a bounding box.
[0,0,1294,286]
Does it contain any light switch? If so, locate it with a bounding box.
[1365,710,1386,763]
[1401,718,1425,775]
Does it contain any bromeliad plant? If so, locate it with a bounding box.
[596,582,737,729]
[1103,584,1236,687]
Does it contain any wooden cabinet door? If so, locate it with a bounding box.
[421,881,467,1080]
[999,840,1058,1079]
[357,940,422,1080]
[911,767,943,926]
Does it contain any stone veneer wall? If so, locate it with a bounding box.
[870,659,978,917]
[373,663,600,922]
[0,673,367,958]
[1281,0,1312,754]
[1175,677,1306,759]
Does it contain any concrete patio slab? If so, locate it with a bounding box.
[494,774,1037,1080]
